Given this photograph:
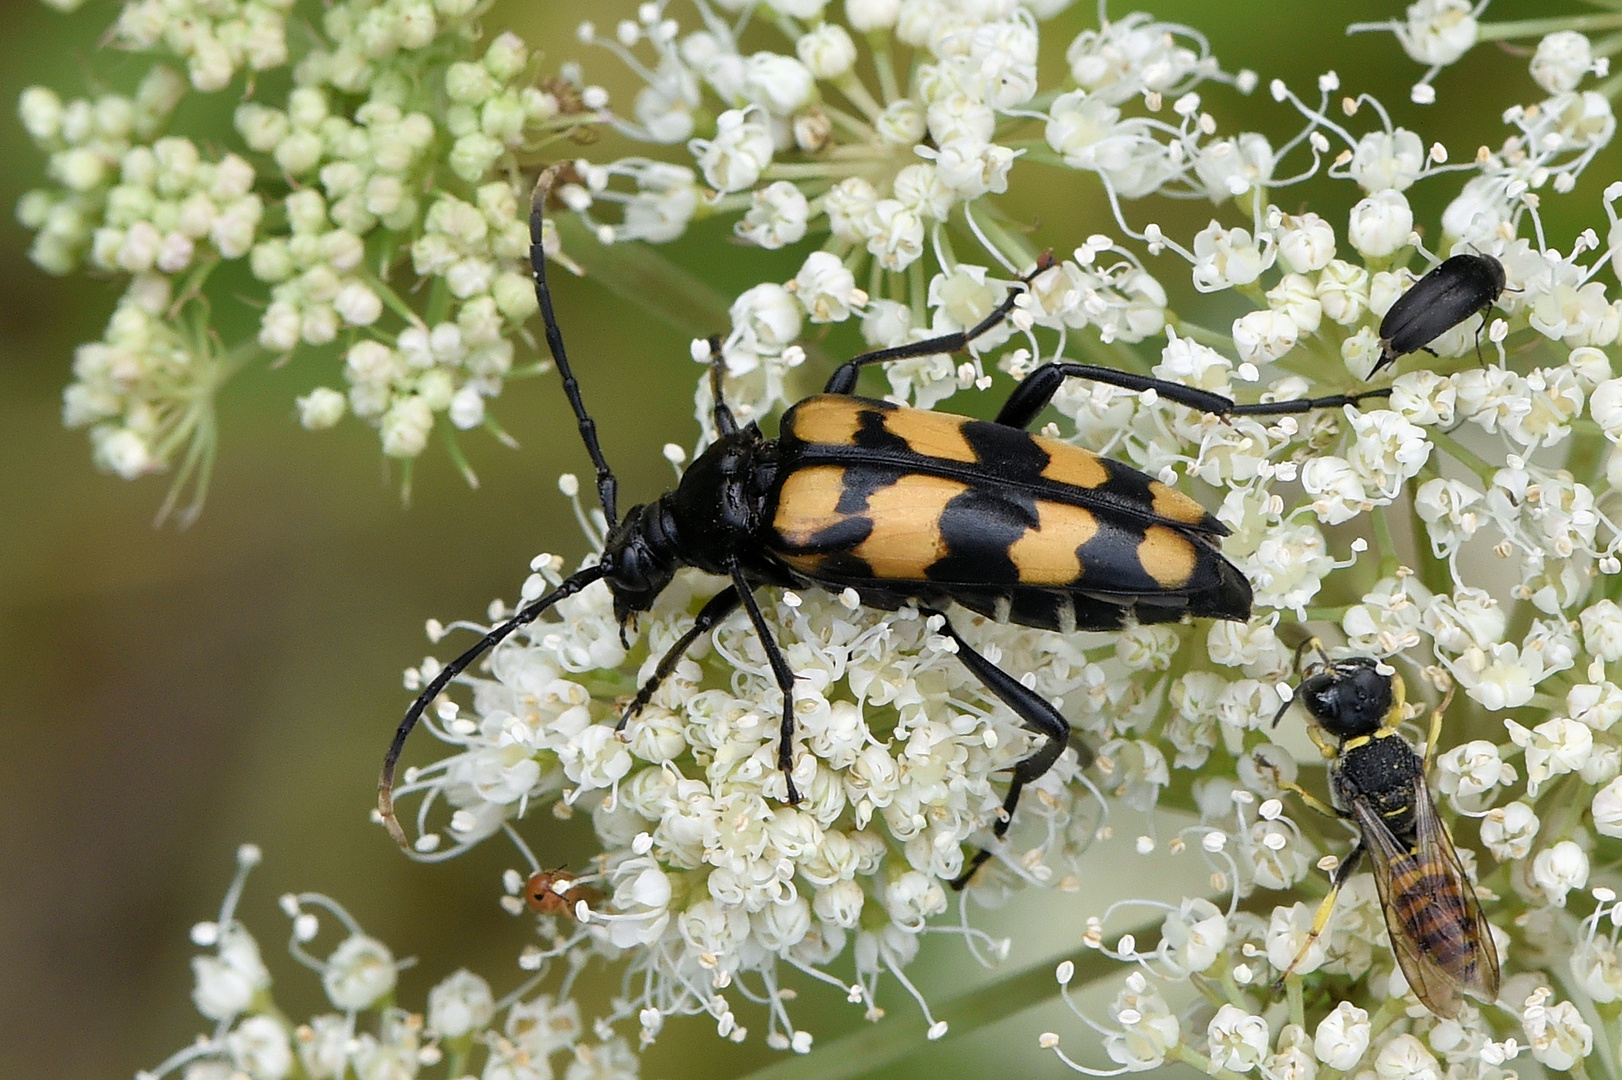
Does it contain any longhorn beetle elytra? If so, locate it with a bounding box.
[378,166,1394,887]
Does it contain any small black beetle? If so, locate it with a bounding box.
[1374,253,1505,375]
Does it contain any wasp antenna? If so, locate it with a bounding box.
[530,167,619,527]
[378,564,608,848]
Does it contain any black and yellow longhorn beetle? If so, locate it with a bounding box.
[378,167,1393,886]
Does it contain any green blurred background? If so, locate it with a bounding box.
[0,1,1609,1077]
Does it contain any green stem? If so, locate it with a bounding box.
[1427,428,1498,485]
[1299,604,1354,623]
[831,73,885,124]
[1166,1042,1254,1080]
[870,38,901,104]
[1475,12,1622,41]
[763,161,884,180]
[732,916,1165,1080]
[1167,317,1234,352]
[555,215,733,340]
[1371,509,1399,579]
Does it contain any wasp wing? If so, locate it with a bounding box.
[1351,780,1499,1020]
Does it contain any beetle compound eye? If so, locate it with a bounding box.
[1375,253,1506,375]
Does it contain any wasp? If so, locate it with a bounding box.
[1270,644,1500,1019]
[1374,252,1506,375]
[378,166,1390,886]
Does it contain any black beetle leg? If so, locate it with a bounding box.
[995,362,1392,429]
[920,607,1088,889]
[728,560,803,804]
[821,258,1051,395]
[705,334,741,437]
[617,586,742,730]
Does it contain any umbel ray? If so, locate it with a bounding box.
[378,165,1393,886]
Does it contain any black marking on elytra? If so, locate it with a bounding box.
[961,417,1052,481]
[929,487,1033,585]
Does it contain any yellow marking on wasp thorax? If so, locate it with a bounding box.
[787,396,866,447]
[1036,439,1110,489]
[1137,524,1198,589]
[1008,501,1098,585]
[1342,733,1373,752]
[1147,479,1211,526]
[772,465,849,548]
[881,406,979,464]
[850,474,970,579]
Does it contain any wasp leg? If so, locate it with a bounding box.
[821,259,1051,396]
[919,607,1086,890]
[1272,843,1365,990]
[727,562,804,804]
[1420,685,1456,772]
[617,587,742,730]
[1279,780,1342,819]
[992,362,1392,430]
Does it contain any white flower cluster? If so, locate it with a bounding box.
[393,546,1108,1047]
[562,1,1256,427]
[111,0,296,92]
[379,4,1622,1070]
[19,2,603,517]
[31,0,1622,1074]
[140,846,640,1080]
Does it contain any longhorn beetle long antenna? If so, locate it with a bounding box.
[378,563,608,847]
[530,167,618,526]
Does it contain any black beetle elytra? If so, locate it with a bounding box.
[1374,253,1506,375]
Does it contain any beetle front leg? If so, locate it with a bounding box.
[728,562,804,804]
[618,586,742,730]
[921,607,1088,889]
[704,335,741,437]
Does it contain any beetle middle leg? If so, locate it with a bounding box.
[724,559,806,804]
[994,362,1394,430]
[918,606,1085,889]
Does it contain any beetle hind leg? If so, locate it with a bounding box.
[821,259,1050,396]
[921,607,1086,890]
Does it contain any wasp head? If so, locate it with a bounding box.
[1294,656,1396,740]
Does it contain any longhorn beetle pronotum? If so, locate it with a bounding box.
[379,166,1394,886]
